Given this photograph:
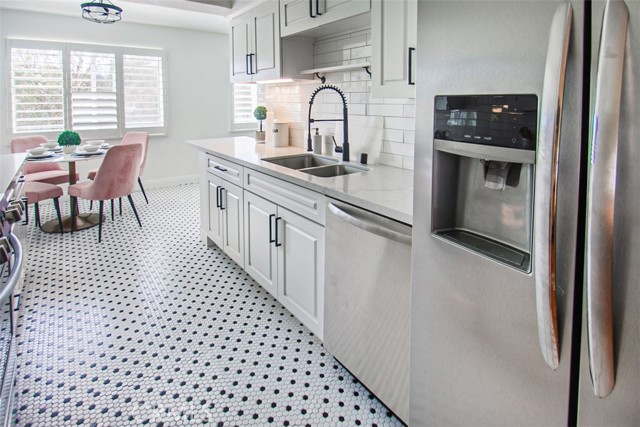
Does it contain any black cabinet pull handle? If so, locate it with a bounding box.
[408,47,416,85]
[215,185,222,208]
[214,165,228,172]
[309,0,315,18]
[274,217,282,247]
[220,188,226,210]
[316,0,322,15]
[248,53,255,75]
[269,213,276,244]
[245,54,250,75]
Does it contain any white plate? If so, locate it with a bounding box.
[72,149,106,157]
[27,152,55,159]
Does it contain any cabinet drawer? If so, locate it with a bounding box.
[245,169,326,225]
[206,154,243,186]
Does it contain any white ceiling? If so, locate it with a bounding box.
[0,0,259,33]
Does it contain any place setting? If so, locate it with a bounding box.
[25,146,63,161]
[71,140,111,157]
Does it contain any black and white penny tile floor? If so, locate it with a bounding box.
[14,184,404,427]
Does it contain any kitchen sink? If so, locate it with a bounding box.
[262,154,338,170]
[300,164,369,178]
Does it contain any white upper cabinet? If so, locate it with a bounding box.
[371,0,417,99]
[280,0,371,37]
[230,1,280,82]
[230,1,313,83]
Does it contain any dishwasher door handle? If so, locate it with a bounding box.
[328,203,411,246]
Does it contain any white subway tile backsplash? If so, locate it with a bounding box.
[336,35,367,51]
[404,130,415,145]
[383,129,404,143]
[403,104,415,118]
[368,104,404,117]
[259,27,416,170]
[385,117,415,131]
[383,141,414,157]
[349,104,366,115]
[350,45,372,60]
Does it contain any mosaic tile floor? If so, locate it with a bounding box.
[14,184,404,427]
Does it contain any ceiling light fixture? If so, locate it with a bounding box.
[81,0,123,24]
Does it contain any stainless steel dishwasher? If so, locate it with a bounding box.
[324,198,411,423]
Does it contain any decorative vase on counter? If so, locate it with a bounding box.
[253,106,268,144]
[255,131,266,143]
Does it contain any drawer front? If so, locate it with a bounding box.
[244,169,325,225]
[206,154,243,186]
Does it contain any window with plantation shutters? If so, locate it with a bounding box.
[233,83,258,128]
[70,51,118,131]
[7,40,168,138]
[10,48,65,133]
[123,54,165,129]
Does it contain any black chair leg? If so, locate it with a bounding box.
[70,196,76,233]
[53,198,63,234]
[127,195,142,227]
[138,177,149,204]
[98,201,104,243]
[34,203,40,227]
[110,199,115,221]
[119,198,122,216]
[90,200,93,210]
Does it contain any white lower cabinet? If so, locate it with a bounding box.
[203,171,245,268]
[244,191,325,339]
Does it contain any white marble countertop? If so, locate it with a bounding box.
[186,137,414,225]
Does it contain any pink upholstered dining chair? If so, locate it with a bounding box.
[11,135,79,184]
[87,132,150,203]
[69,144,143,242]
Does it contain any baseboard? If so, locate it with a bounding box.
[142,174,199,190]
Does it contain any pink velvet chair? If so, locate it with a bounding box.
[11,135,79,184]
[87,132,150,204]
[23,182,64,234]
[69,144,143,242]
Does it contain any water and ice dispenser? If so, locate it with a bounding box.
[431,95,537,272]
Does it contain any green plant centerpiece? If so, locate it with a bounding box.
[58,130,81,154]
[253,106,268,143]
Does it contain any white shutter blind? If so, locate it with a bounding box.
[10,48,65,133]
[123,54,165,129]
[233,83,258,124]
[70,51,118,131]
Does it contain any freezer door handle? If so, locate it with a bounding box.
[533,2,572,370]
[328,203,412,246]
[585,0,628,398]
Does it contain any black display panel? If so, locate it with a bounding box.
[434,94,538,151]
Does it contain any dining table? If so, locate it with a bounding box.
[24,145,109,233]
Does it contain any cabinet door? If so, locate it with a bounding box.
[244,192,278,298]
[317,0,371,25]
[371,0,417,99]
[252,1,280,80]
[230,16,252,83]
[280,0,318,37]
[222,181,244,267]
[206,173,224,248]
[276,207,325,340]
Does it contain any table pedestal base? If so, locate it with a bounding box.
[41,213,102,233]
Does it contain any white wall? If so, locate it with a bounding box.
[0,9,231,187]
[258,28,416,170]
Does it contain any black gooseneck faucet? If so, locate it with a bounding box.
[307,85,349,162]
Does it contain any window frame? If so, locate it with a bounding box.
[230,82,258,132]
[6,39,168,140]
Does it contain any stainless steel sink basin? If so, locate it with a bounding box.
[262,154,338,170]
[301,164,369,178]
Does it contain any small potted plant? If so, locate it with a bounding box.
[253,106,268,143]
[57,130,81,154]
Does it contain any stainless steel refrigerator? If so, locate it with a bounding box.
[411,0,639,425]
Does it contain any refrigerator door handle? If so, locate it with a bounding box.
[585,0,628,398]
[533,2,572,370]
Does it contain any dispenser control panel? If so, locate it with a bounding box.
[434,94,538,150]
